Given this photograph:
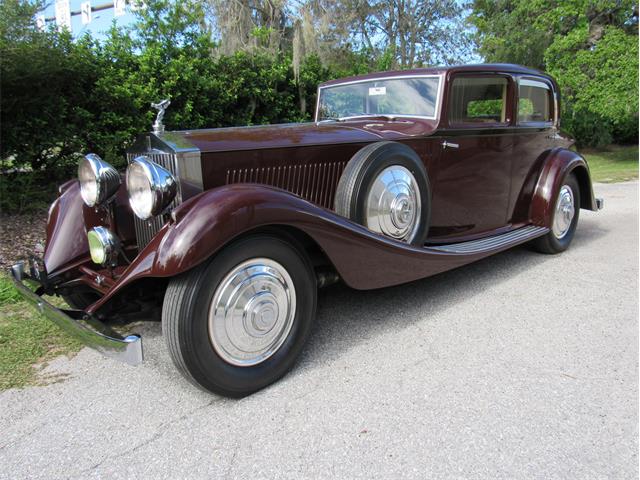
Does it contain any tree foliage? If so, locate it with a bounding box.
[296,0,474,68]
[207,0,289,55]
[470,0,638,146]
[546,24,638,146]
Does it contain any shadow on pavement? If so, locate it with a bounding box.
[299,217,608,370]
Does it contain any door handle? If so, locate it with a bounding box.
[441,140,459,149]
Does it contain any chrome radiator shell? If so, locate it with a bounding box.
[126,132,202,249]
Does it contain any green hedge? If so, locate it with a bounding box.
[0,1,348,177]
[546,26,639,148]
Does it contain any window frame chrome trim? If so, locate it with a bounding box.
[445,73,513,128]
[516,75,556,127]
[314,74,444,122]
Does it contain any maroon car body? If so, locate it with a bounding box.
[11,64,602,395]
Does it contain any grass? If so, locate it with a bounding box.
[581,144,638,183]
[0,275,81,391]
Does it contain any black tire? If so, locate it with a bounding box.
[334,141,431,246]
[532,173,581,254]
[162,234,317,397]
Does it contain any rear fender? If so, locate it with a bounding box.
[529,148,597,228]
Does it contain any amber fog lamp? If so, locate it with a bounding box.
[78,154,121,208]
[87,226,119,266]
[126,156,177,220]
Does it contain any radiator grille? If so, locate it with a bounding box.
[127,151,180,249]
[129,155,346,250]
[225,162,347,210]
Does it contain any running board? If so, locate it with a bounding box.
[428,225,548,254]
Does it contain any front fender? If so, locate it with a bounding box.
[530,148,597,228]
[89,185,361,313]
[44,181,89,275]
[44,180,135,277]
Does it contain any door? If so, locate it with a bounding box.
[428,74,516,242]
[508,77,558,223]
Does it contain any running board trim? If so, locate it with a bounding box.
[429,225,548,254]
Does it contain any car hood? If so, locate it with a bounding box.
[171,119,437,153]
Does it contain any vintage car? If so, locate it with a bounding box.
[11,64,602,396]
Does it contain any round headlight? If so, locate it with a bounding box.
[87,226,119,266]
[78,154,121,207]
[126,156,177,220]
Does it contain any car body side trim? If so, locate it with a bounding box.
[429,225,548,254]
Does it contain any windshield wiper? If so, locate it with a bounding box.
[319,114,401,122]
[317,117,346,122]
[339,114,398,122]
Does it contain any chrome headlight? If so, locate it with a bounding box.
[126,156,177,220]
[78,154,121,207]
[87,226,119,266]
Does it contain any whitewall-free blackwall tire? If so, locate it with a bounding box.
[162,234,317,397]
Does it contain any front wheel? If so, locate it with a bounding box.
[162,234,317,397]
[532,174,581,254]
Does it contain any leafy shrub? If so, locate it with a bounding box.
[0,1,101,172]
[562,107,613,148]
[0,170,63,214]
[546,26,638,147]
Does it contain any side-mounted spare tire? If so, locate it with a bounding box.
[334,141,431,246]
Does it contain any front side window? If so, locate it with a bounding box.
[317,76,441,120]
[518,79,553,124]
[448,76,508,125]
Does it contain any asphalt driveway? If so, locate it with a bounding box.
[1,181,637,479]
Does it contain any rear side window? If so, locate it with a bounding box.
[448,76,508,125]
[518,79,553,124]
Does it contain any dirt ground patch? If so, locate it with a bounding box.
[0,212,47,270]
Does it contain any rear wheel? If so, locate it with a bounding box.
[162,234,317,397]
[532,174,580,254]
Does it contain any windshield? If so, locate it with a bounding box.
[317,76,441,121]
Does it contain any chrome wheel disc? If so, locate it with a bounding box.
[365,165,421,241]
[552,185,575,239]
[208,258,296,367]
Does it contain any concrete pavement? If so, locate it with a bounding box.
[1,181,637,479]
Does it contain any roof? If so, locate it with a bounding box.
[319,63,551,88]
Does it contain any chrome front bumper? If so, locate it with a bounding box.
[10,261,143,366]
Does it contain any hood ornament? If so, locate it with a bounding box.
[151,99,171,134]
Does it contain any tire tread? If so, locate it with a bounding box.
[334,141,430,245]
[334,141,395,218]
[162,264,207,389]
